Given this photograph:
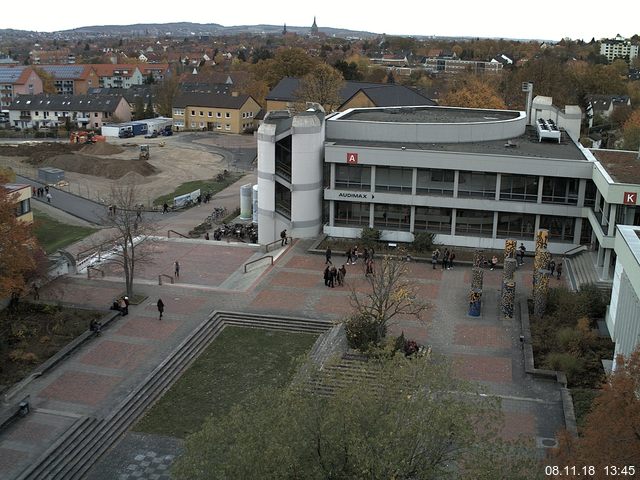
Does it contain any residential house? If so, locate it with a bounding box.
[139,63,171,83]
[586,94,632,127]
[265,78,436,112]
[0,66,43,113]
[8,93,131,130]
[30,48,75,64]
[35,65,99,94]
[88,85,154,118]
[600,35,639,63]
[2,183,33,224]
[422,56,503,75]
[172,92,260,133]
[92,64,144,89]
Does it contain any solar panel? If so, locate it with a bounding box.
[0,67,26,83]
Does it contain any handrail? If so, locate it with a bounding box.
[87,266,105,279]
[264,236,292,253]
[158,274,174,285]
[244,255,274,273]
[563,244,587,257]
[167,229,188,238]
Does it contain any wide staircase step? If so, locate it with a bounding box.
[17,311,333,479]
[566,251,612,295]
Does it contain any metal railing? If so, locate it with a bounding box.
[87,266,105,279]
[244,255,273,273]
[264,237,292,253]
[167,229,188,238]
[158,274,174,285]
[563,244,588,257]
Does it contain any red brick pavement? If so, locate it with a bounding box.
[452,354,513,383]
[79,341,153,370]
[142,296,207,316]
[271,271,324,288]
[39,280,122,310]
[414,283,440,300]
[500,411,537,442]
[114,315,180,340]
[313,293,352,317]
[249,289,309,313]
[39,371,122,406]
[284,254,327,270]
[454,324,511,349]
[463,269,503,287]
[1,417,61,444]
[0,448,28,471]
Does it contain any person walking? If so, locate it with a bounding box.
[448,250,455,269]
[556,262,563,280]
[339,264,347,284]
[325,247,332,264]
[119,297,128,316]
[518,243,526,265]
[490,255,498,271]
[431,250,438,269]
[205,232,210,240]
[136,205,143,221]
[323,266,331,287]
[346,248,353,265]
[442,249,449,270]
[162,202,169,214]
[46,192,52,203]
[174,260,180,278]
[549,259,556,276]
[329,266,337,288]
[280,229,288,246]
[157,298,165,320]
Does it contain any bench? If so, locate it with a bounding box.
[0,395,30,431]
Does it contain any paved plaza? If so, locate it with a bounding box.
[0,180,568,478]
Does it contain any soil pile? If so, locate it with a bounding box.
[0,142,81,162]
[79,143,124,156]
[42,154,158,179]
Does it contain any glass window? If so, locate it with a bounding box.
[584,180,597,208]
[496,213,535,239]
[500,175,539,202]
[216,112,221,118]
[416,168,454,196]
[335,201,369,227]
[414,206,452,233]
[542,177,578,205]
[455,210,494,237]
[335,165,371,190]
[375,166,413,194]
[225,112,230,118]
[458,171,497,199]
[539,215,575,243]
[373,204,410,231]
[191,110,195,116]
[15,198,31,216]
[275,183,291,219]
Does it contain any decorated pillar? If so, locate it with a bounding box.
[533,269,551,317]
[503,257,518,281]
[471,267,484,290]
[504,239,517,261]
[468,288,482,317]
[501,280,516,318]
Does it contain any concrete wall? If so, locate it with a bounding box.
[257,122,278,244]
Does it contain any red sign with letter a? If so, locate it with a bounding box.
[346,152,358,164]
[623,192,637,205]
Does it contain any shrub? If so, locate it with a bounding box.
[576,284,607,319]
[412,232,436,253]
[344,313,383,351]
[545,352,585,384]
[8,349,25,362]
[360,227,381,248]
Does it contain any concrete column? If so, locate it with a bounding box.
[608,204,618,236]
[602,249,612,280]
[602,200,609,227]
[534,215,540,240]
[411,168,417,196]
[595,190,602,212]
[451,208,457,236]
[410,205,415,233]
[495,173,501,201]
[537,176,544,203]
[492,211,498,238]
[330,163,335,189]
[574,217,583,245]
[453,170,459,198]
[329,200,335,227]
[370,165,376,193]
[577,179,586,207]
[597,244,605,267]
[369,202,374,227]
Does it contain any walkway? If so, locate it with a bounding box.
[0,183,567,478]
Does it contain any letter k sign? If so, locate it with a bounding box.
[624,192,637,205]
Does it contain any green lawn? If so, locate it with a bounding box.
[32,210,97,254]
[152,173,242,206]
[133,326,318,438]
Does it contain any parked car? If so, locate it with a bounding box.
[119,130,134,138]
[160,127,173,136]
[144,131,158,139]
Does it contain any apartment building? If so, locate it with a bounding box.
[172,92,260,133]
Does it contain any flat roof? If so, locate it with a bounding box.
[328,126,588,161]
[590,149,640,184]
[336,106,521,124]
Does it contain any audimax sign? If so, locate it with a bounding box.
[338,192,370,199]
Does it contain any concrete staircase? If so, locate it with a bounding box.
[565,251,612,296]
[16,312,332,480]
[304,351,376,397]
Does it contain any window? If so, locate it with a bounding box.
[225,124,231,131]
[335,201,370,227]
[190,122,196,128]
[457,171,496,198]
[242,112,246,118]
[455,210,494,237]
[199,122,204,128]
[94,112,98,117]
[216,112,221,118]
[225,112,230,118]
[208,112,212,117]
[191,110,195,116]
[416,168,454,196]
[542,177,578,205]
[500,175,539,202]
[15,198,30,216]
[373,204,410,231]
[375,166,413,194]
[584,180,597,207]
[216,124,222,129]
[199,111,204,116]
[335,165,371,190]
[496,213,535,239]
[414,206,452,233]
[539,216,575,243]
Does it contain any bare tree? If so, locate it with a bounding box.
[348,253,429,344]
[100,181,157,297]
[294,63,345,113]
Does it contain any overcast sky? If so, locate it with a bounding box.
[4,0,638,41]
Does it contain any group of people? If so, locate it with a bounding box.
[110,296,130,316]
[33,185,51,203]
[431,248,455,270]
[323,264,347,288]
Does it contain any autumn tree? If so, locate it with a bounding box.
[251,47,317,88]
[550,347,640,477]
[32,67,56,94]
[173,353,541,480]
[295,63,345,112]
[441,76,506,109]
[622,109,640,151]
[0,176,39,298]
[346,254,428,349]
[100,181,157,296]
[154,75,180,117]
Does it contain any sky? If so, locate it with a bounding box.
[4,0,638,42]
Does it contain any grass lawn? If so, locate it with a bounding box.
[152,172,242,206]
[133,326,318,438]
[32,210,97,254]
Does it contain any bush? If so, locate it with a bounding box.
[344,313,384,351]
[412,232,436,253]
[360,227,381,248]
[545,352,584,384]
[8,349,39,363]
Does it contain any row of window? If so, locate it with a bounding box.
[190,122,231,130]
[333,202,578,242]
[333,165,586,206]
[181,110,256,118]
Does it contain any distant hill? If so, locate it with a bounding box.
[0,22,378,39]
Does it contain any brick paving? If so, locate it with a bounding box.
[0,178,571,478]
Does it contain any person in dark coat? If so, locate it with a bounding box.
[324,266,331,286]
[325,247,332,264]
[157,298,165,320]
[329,266,337,288]
[556,262,563,280]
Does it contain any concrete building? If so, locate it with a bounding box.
[600,35,639,63]
[92,64,144,89]
[172,92,260,133]
[0,66,43,114]
[607,225,640,363]
[2,183,33,224]
[35,65,99,95]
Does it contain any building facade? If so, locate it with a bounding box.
[35,65,99,95]
[3,183,33,224]
[599,36,639,63]
[0,67,43,113]
[172,92,260,133]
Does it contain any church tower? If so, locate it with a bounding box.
[310,17,318,36]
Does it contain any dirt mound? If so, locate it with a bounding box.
[79,143,124,156]
[0,142,81,162]
[42,154,158,179]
